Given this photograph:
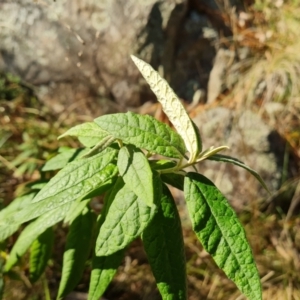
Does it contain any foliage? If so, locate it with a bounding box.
[0,56,269,300]
[0,73,23,101]
[0,74,67,179]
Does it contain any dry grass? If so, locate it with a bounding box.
[227,0,300,103]
[216,0,300,159]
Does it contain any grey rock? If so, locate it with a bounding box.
[0,0,188,114]
[193,108,291,210]
[207,48,235,103]
[193,106,234,144]
[0,0,246,113]
[234,110,271,152]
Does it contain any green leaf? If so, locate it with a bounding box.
[207,154,270,193]
[59,122,109,147]
[29,227,55,283]
[184,173,262,300]
[58,146,73,152]
[33,148,117,204]
[95,181,159,256]
[64,178,116,224]
[118,145,154,207]
[82,136,116,158]
[57,207,97,299]
[63,199,90,225]
[94,112,186,159]
[192,120,203,158]
[27,181,48,190]
[42,148,87,171]
[0,192,38,241]
[149,159,177,171]
[0,191,37,219]
[64,177,117,223]
[5,202,72,272]
[88,249,124,300]
[161,173,185,190]
[142,184,187,299]
[81,178,116,201]
[0,148,118,233]
[131,55,201,162]
[98,177,127,223]
[0,223,19,242]
[88,179,125,300]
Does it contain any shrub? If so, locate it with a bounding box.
[0,56,268,300]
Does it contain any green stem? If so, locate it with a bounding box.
[159,158,196,174]
[42,275,51,300]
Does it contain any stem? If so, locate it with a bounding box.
[146,151,153,158]
[117,139,123,148]
[42,275,51,300]
[159,157,196,174]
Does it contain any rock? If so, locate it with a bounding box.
[171,8,216,101]
[206,46,252,104]
[207,49,235,104]
[194,106,233,142]
[0,0,188,115]
[233,110,272,152]
[0,0,245,114]
[193,108,295,210]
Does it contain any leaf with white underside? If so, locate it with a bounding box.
[131,55,201,162]
[196,146,229,162]
[59,122,109,147]
[95,112,186,159]
[207,154,270,193]
[118,145,154,207]
[184,173,262,300]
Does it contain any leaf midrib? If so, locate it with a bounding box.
[194,183,257,295]
[98,117,184,154]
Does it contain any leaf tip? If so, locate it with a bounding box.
[57,133,66,140]
[130,55,142,67]
[130,54,138,61]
